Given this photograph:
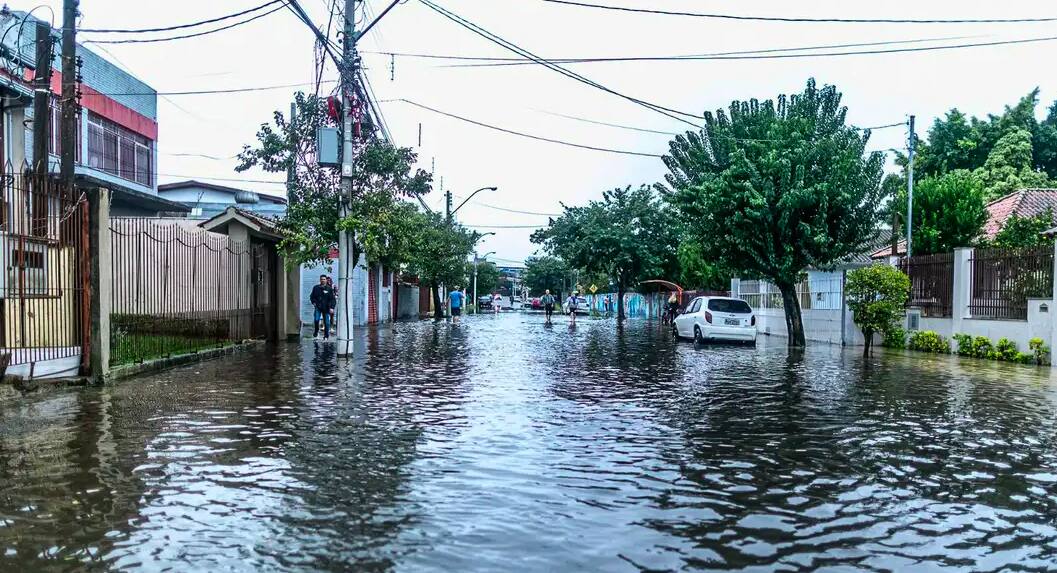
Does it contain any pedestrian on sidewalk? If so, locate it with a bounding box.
[310,275,336,339]
[541,289,556,323]
[566,291,580,325]
[449,286,465,323]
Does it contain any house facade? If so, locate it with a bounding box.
[158,180,287,219]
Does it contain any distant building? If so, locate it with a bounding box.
[158,180,287,219]
[0,9,186,216]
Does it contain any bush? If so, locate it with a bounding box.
[970,336,994,359]
[882,327,907,349]
[1029,337,1052,366]
[994,338,1019,362]
[953,333,973,357]
[845,265,910,356]
[906,330,951,354]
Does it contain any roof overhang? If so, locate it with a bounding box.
[198,206,281,242]
[74,173,190,213]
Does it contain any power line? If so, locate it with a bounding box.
[464,224,545,229]
[474,202,561,216]
[82,3,288,44]
[395,98,663,158]
[85,79,337,97]
[538,0,1057,24]
[418,0,703,127]
[81,1,282,33]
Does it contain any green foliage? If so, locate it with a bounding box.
[906,330,951,354]
[973,128,1051,201]
[237,92,432,268]
[952,333,974,357]
[894,170,987,254]
[523,256,569,296]
[405,212,477,289]
[993,338,1020,361]
[467,260,501,295]
[532,185,677,319]
[664,79,885,346]
[845,265,910,354]
[675,242,731,291]
[882,327,907,349]
[990,209,1055,248]
[1030,337,1052,365]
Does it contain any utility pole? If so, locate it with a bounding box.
[445,188,452,223]
[32,21,53,178]
[906,115,916,259]
[59,0,78,185]
[336,0,358,356]
[473,252,478,314]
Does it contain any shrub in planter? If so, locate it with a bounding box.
[1029,337,1052,366]
[970,336,994,359]
[882,327,907,349]
[906,330,951,354]
[994,338,1020,362]
[953,333,973,357]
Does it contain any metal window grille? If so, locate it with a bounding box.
[899,252,954,318]
[969,246,1054,320]
[86,112,153,187]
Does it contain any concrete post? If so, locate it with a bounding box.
[284,261,301,340]
[88,187,111,382]
[952,247,973,335]
[730,278,740,298]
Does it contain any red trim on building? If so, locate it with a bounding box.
[368,265,378,324]
[23,69,159,140]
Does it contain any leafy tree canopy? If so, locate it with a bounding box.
[845,265,910,357]
[896,170,988,255]
[523,255,569,296]
[664,79,885,346]
[466,259,501,296]
[531,185,677,319]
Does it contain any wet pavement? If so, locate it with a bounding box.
[3,313,1057,572]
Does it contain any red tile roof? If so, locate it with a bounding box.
[871,188,1057,259]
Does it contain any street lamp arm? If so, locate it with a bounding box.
[453,186,498,216]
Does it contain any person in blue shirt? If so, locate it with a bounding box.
[449,287,465,323]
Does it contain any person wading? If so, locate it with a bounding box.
[566,291,580,326]
[449,286,465,324]
[310,275,336,340]
[541,289,556,324]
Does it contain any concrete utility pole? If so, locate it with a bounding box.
[32,21,53,178]
[906,115,916,259]
[336,0,358,356]
[59,0,78,185]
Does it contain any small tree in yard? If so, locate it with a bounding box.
[664,79,886,346]
[845,265,911,357]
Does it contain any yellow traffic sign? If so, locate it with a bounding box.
[589,284,598,294]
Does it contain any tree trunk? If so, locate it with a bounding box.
[863,329,873,357]
[616,287,626,321]
[430,281,444,320]
[778,281,807,348]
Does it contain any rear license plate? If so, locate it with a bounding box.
[724,318,740,326]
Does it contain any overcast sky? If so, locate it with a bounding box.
[29,0,1057,264]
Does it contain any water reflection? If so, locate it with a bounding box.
[2,315,1057,571]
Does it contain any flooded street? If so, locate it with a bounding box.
[4,314,1057,572]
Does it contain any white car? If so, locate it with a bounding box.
[674,296,757,344]
[563,296,589,315]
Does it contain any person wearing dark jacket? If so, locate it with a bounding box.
[310,275,337,339]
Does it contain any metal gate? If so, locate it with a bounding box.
[0,174,89,374]
[250,242,275,340]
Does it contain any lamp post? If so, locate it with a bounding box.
[474,249,496,314]
[449,186,498,222]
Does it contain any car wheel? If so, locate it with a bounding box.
[693,326,704,344]
[671,323,679,337]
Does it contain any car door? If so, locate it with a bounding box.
[677,298,701,337]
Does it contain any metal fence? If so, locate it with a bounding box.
[0,174,89,371]
[970,246,1054,320]
[738,276,842,311]
[109,218,275,366]
[900,252,954,318]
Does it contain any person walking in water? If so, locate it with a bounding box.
[541,289,556,324]
[310,275,336,339]
[492,292,502,315]
[449,286,465,323]
[566,290,580,325]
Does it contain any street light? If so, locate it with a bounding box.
[451,186,498,219]
[474,250,496,314]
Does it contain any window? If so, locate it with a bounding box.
[46,98,81,162]
[707,299,753,314]
[8,245,48,296]
[86,112,152,187]
[688,298,702,313]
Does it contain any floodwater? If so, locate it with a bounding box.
[3,315,1057,572]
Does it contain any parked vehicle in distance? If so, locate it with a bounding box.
[674,296,757,344]
[512,296,524,310]
[478,296,494,310]
[530,297,543,310]
[563,296,589,315]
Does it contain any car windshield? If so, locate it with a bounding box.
[707,299,752,314]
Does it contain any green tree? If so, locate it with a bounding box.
[991,209,1056,248]
[532,185,677,321]
[973,127,1050,201]
[895,170,987,255]
[664,79,885,347]
[405,212,477,319]
[916,109,981,176]
[237,92,432,267]
[675,243,730,291]
[845,265,911,357]
[466,259,501,298]
[523,255,569,296]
